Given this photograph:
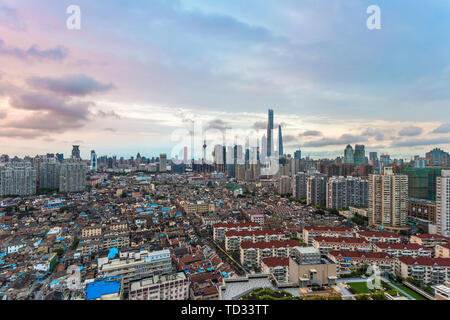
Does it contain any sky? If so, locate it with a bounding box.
[0,0,449,160]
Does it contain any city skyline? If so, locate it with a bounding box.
[0,1,449,159]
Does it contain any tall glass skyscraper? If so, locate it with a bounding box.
[267,109,274,157]
[354,144,366,167]
[344,145,354,165]
[278,124,283,156]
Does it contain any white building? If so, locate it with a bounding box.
[129,272,189,300]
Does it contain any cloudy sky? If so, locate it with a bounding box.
[0,0,449,160]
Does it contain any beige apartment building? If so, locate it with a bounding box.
[435,243,450,258]
[181,201,215,215]
[368,167,409,231]
[288,247,337,287]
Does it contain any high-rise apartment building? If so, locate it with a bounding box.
[293,172,308,200]
[0,162,36,196]
[436,170,450,237]
[59,160,86,193]
[368,167,408,230]
[39,160,61,190]
[326,176,368,210]
[278,175,291,196]
[307,174,327,206]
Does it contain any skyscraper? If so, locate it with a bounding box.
[267,109,274,157]
[354,144,365,167]
[90,150,97,171]
[368,167,408,230]
[278,124,284,156]
[71,145,81,159]
[183,147,188,163]
[261,134,267,162]
[294,149,302,160]
[344,145,354,165]
[159,154,167,172]
[436,170,450,237]
[426,148,450,167]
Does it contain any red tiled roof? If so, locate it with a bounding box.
[240,240,299,249]
[314,237,370,244]
[213,222,260,228]
[374,243,429,250]
[328,250,392,260]
[413,234,450,241]
[304,226,352,232]
[225,229,283,237]
[261,257,289,267]
[358,231,399,238]
[398,256,450,267]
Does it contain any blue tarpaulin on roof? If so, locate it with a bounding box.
[108,248,118,259]
[85,277,121,300]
